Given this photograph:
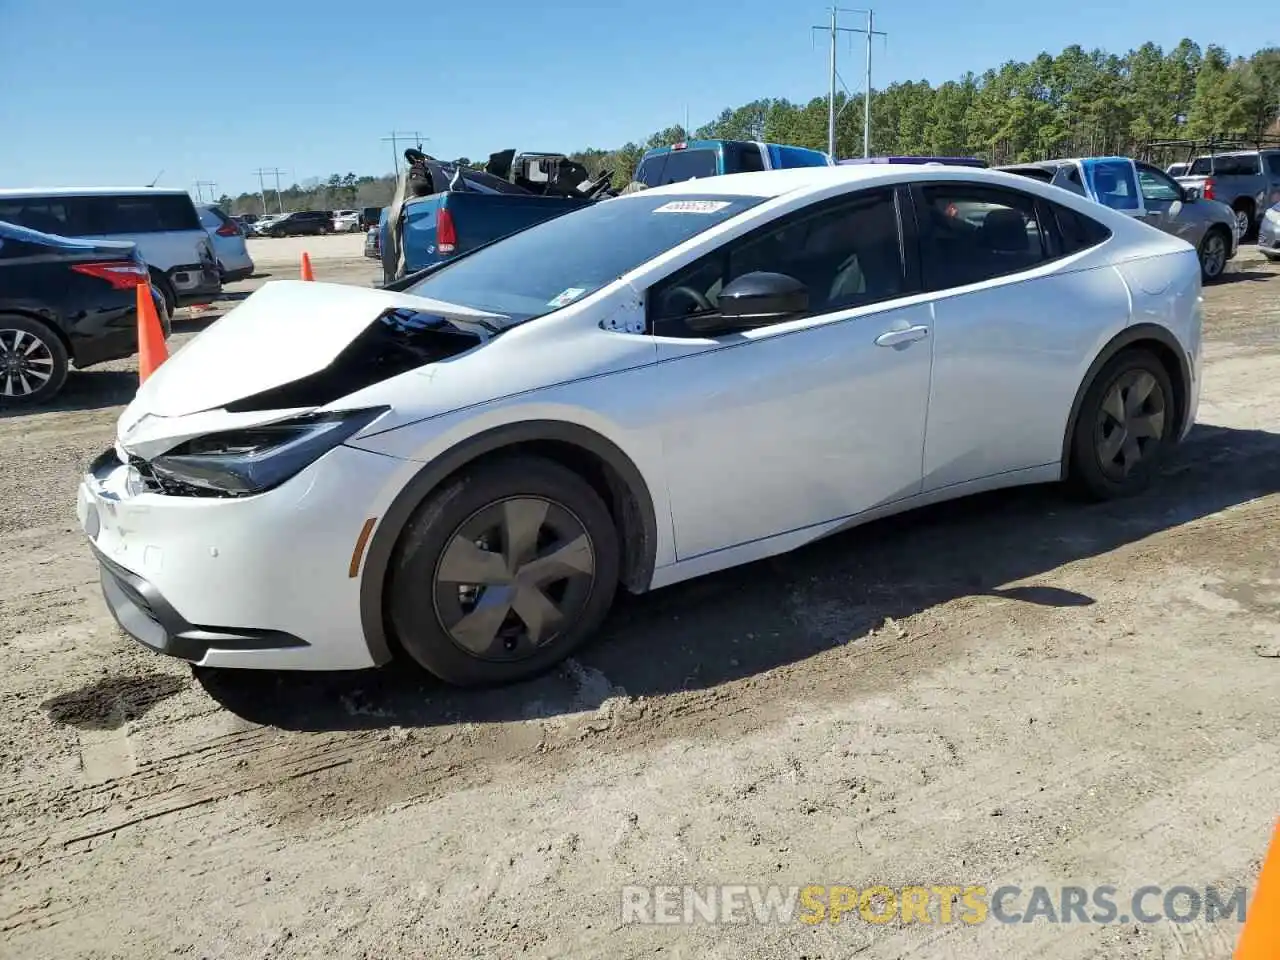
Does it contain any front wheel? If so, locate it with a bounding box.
[0,315,69,405]
[387,456,620,686]
[1198,228,1229,282]
[1233,206,1253,240]
[1068,348,1176,500]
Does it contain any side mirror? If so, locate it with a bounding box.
[1183,186,1200,201]
[716,271,809,325]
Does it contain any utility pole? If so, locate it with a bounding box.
[254,168,286,213]
[381,131,426,176]
[811,6,886,160]
[194,180,217,205]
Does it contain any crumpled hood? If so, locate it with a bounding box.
[119,279,506,435]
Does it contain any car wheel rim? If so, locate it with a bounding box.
[1203,235,1226,276]
[1094,369,1167,481]
[0,328,55,397]
[1235,210,1250,236]
[432,496,597,662]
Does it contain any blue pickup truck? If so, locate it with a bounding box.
[380,140,834,282]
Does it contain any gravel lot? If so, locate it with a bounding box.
[2,237,1278,959]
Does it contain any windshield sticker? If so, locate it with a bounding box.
[653,200,732,214]
[548,287,587,308]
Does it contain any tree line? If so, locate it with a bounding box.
[218,39,1280,212]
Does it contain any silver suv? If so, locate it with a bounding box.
[0,188,221,314]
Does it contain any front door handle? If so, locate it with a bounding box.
[875,324,930,347]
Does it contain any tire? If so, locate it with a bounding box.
[386,456,620,686]
[1068,348,1176,501]
[0,314,69,406]
[1197,227,1230,282]
[1232,203,1254,241]
[149,270,177,317]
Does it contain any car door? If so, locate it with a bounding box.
[911,181,1131,492]
[647,187,933,561]
[1134,162,1197,244]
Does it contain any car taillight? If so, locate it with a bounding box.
[436,207,457,254]
[70,260,149,290]
[1203,178,1215,201]
[215,223,239,236]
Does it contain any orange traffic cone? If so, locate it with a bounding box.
[136,280,169,383]
[1236,818,1280,959]
[300,251,314,281]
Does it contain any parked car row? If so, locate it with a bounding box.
[233,206,385,237]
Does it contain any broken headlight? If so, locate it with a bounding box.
[148,407,387,496]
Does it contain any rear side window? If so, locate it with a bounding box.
[78,194,202,235]
[1267,154,1280,176]
[915,184,1048,290]
[635,149,718,187]
[1051,202,1112,254]
[1190,157,1213,176]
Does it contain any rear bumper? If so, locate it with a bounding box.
[69,286,170,368]
[168,262,222,305]
[220,263,254,283]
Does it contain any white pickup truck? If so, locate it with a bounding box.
[998,156,1240,281]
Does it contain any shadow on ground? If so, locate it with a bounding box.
[0,369,139,418]
[1214,270,1274,285]
[197,421,1280,732]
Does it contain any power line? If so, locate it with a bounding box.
[254,168,286,214]
[381,130,427,176]
[811,6,886,159]
[193,180,217,204]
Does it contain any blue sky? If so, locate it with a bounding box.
[0,0,1270,197]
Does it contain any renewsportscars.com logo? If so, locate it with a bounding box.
[620,884,1249,926]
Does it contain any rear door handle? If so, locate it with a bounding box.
[875,325,930,347]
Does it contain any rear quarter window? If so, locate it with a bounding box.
[1051,202,1112,254]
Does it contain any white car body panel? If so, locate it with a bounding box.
[79,164,1204,671]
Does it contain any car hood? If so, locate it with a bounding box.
[118,279,508,440]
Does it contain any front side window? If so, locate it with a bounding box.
[1267,154,1280,176]
[649,188,904,336]
[915,184,1047,290]
[404,193,765,325]
[634,149,718,187]
[1136,164,1181,203]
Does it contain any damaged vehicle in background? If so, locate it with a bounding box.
[79,164,1202,688]
[378,148,618,283]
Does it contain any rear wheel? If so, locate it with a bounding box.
[1233,203,1254,241]
[1069,348,1175,500]
[387,456,620,686]
[0,315,69,405]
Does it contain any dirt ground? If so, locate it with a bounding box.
[1,237,1278,959]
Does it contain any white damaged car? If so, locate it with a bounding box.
[78,165,1203,686]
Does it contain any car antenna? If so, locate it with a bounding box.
[147,169,164,187]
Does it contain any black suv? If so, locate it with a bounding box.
[262,211,332,237]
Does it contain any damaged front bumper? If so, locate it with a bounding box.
[77,442,414,671]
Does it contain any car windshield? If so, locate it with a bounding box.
[404,193,766,324]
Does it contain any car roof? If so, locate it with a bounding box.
[0,187,194,198]
[633,164,1084,201]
